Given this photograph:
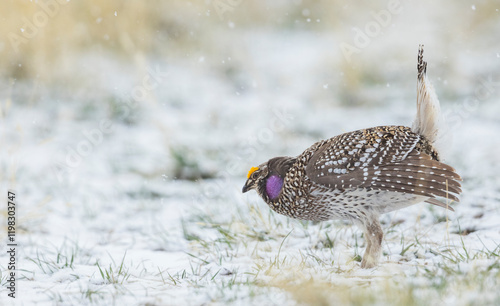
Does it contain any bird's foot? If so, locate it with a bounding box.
[360,255,378,269]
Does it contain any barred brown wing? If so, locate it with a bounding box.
[305,126,461,203]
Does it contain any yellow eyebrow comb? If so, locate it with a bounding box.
[247,167,259,179]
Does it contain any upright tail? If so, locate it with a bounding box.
[412,45,441,144]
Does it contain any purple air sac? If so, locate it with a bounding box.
[266,175,283,200]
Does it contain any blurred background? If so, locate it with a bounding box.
[2,0,499,199]
[0,0,499,303]
[2,0,498,194]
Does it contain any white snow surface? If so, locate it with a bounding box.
[1,9,500,306]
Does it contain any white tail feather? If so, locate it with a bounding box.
[412,45,441,144]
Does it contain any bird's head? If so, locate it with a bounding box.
[242,157,296,202]
[242,164,269,195]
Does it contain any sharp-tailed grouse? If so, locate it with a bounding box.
[242,46,461,268]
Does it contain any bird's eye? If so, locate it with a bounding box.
[251,172,258,179]
[247,166,259,179]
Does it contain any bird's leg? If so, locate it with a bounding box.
[362,229,372,264]
[361,218,383,268]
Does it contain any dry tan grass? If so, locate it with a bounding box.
[3,0,496,84]
[1,1,207,81]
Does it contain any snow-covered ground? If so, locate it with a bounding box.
[1,1,500,305]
